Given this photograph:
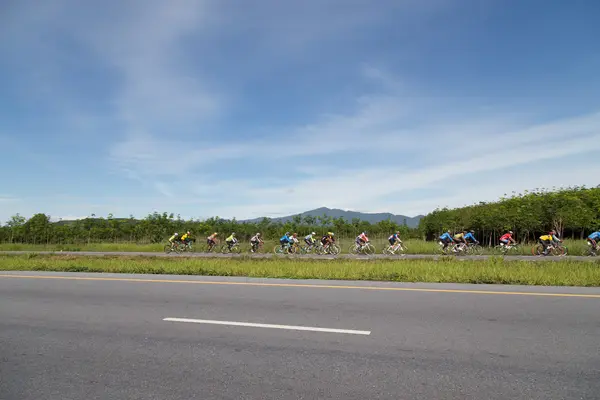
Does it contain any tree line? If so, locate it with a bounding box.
[3,186,598,245]
[0,212,419,245]
[419,186,600,245]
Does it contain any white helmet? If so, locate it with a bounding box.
[174,233,178,236]
[311,232,316,235]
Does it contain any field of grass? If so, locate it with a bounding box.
[1,254,599,286]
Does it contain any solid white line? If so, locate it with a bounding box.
[163,318,371,335]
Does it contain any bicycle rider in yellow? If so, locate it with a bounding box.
[225,232,238,250]
[168,232,180,249]
[453,231,467,251]
[180,231,192,247]
[539,230,561,255]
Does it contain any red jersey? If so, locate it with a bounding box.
[500,233,512,241]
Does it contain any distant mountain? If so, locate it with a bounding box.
[242,207,423,228]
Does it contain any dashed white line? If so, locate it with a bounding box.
[163,318,371,335]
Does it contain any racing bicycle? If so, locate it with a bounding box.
[349,241,376,255]
[221,241,242,254]
[382,242,407,255]
[531,242,567,256]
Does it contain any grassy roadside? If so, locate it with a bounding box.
[0,238,591,256]
[1,254,599,286]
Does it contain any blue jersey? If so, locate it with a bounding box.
[439,232,452,241]
[280,235,291,243]
[588,232,600,240]
[389,233,399,241]
[464,232,476,242]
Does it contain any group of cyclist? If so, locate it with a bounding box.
[439,228,600,255]
[168,230,405,253]
[169,228,600,256]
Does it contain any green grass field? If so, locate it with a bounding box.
[0,238,592,256]
[1,254,599,286]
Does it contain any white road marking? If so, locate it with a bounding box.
[163,318,371,335]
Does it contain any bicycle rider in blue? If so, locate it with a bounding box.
[439,230,453,251]
[464,230,479,245]
[588,231,600,250]
[280,232,292,251]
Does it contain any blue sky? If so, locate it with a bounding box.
[1,0,599,222]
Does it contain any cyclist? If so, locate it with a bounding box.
[499,231,515,247]
[304,232,317,250]
[321,232,335,251]
[439,230,453,251]
[356,231,369,250]
[207,232,218,251]
[290,233,299,251]
[388,231,402,250]
[250,232,263,253]
[225,232,237,250]
[588,231,600,250]
[539,230,561,255]
[453,230,467,252]
[168,232,180,250]
[280,232,292,252]
[465,230,479,245]
[180,231,192,248]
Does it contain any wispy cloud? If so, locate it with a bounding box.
[110,66,600,219]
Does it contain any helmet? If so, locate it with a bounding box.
[187,231,190,234]
[256,232,260,236]
[363,231,367,235]
[327,232,333,236]
[508,231,513,234]
[396,231,400,234]
[174,233,178,236]
[285,232,290,235]
[232,232,236,235]
[213,232,218,235]
[470,230,475,234]
[311,232,316,235]
[447,230,451,233]
[292,232,297,236]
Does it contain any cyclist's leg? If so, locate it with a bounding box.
[540,239,549,254]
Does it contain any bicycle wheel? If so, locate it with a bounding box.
[469,245,483,255]
[382,246,392,255]
[220,244,231,254]
[531,244,543,256]
[273,245,283,254]
[560,246,568,256]
[329,244,341,255]
[164,244,173,254]
[348,244,359,255]
[363,243,375,255]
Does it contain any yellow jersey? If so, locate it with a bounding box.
[540,235,553,241]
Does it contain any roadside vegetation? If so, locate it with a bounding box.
[1,186,598,257]
[1,254,599,286]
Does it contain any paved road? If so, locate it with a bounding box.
[1,271,599,400]
[1,250,595,261]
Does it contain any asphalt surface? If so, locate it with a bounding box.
[1,250,596,261]
[1,271,599,400]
